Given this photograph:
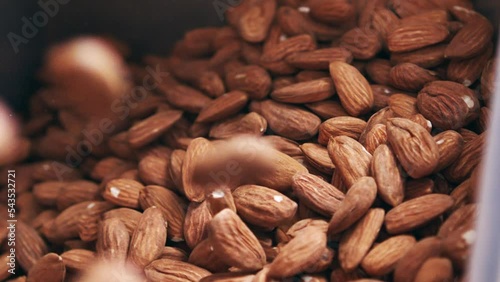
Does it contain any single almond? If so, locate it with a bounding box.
[385,194,454,234]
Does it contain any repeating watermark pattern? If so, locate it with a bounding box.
[6,170,16,275]
[7,0,71,54]
[213,0,243,21]
[51,64,170,180]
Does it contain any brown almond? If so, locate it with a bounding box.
[329,61,374,116]
[305,100,349,120]
[365,59,392,86]
[233,185,297,229]
[209,113,267,139]
[60,249,95,272]
[292,172,345,216]
[385,194,454,234]
[196,91,249,123]
[417,81,479,130]
[209,209,266,271]
[285,47,353,70]
[445,17,494,59]
[361,235,417,276]
[96,218,130,263]
[139,185,187,242]
[182,137,213,202]
[271,78,334,104]
[389,63,438,92]
[414,257,453,282]
[128,110,183,148]
[17,221,49,272]
[128,207,167,269]
[371,144,404,206]
[444,132,485,183]
[386,118,439,178]
[184,201,212,249]
[390,44,447,68]
[339,208,385,272]
[250,100,321,141]
[433,130,464,172]
[387,23,449,52]
[27,253,65,282]
[318,117,367,145]
[225,65,271,100]
[447,43,493,86]
[340,27,382,60]
[144,259,211,282]
[103,178,144,208]
[328,177,378,235]
[159,83,212,113]
[364,124,387,154]
[268,226,327,278]
[327,136,372,188]
[300,143,335,174]
[393,236,443,282]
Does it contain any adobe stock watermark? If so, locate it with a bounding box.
[51,64,170,180]
[213,0,243,21]
[7,0,71,54]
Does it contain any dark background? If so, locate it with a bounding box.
[0,0,498,112]
[0,0,226,111]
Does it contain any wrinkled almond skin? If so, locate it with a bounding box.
[340,28,382,60]
[445,16,494,59]
[361,235,417,276]
[196,91,249,123]
[300,143,335,174]
[144,259,211,282]
[250,100,321,141]
[389,63,438,92]
[96,218,130,263]
[285,47,353,70]
[328,136,372,188]
[329,61,374,117]
[385,194,454,234]
[371,144,404,206]
[128,110,183,148]
[139,185,187,242]
[327,177,377,236]
[128,207,167,269]
[387,23,449,53]
[386,118,439,178]
[209,209,266,271]
[225,65,272,100]
[268,226,327,278]
[271,78,334,104]
[210,113,268,139]
[233,184,297,229]
[433,130,464,172]
[292,172,345,216]
[339,208,385,272]
[391,44,447,69]
[417,81,479,130]
[318,117,367,145]
[103,178,145,209]
[388,94,419,119]
[444,132,485,183]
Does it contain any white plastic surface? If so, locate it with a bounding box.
[469,32,500,282]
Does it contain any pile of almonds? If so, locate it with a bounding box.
[1,0,497,281]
